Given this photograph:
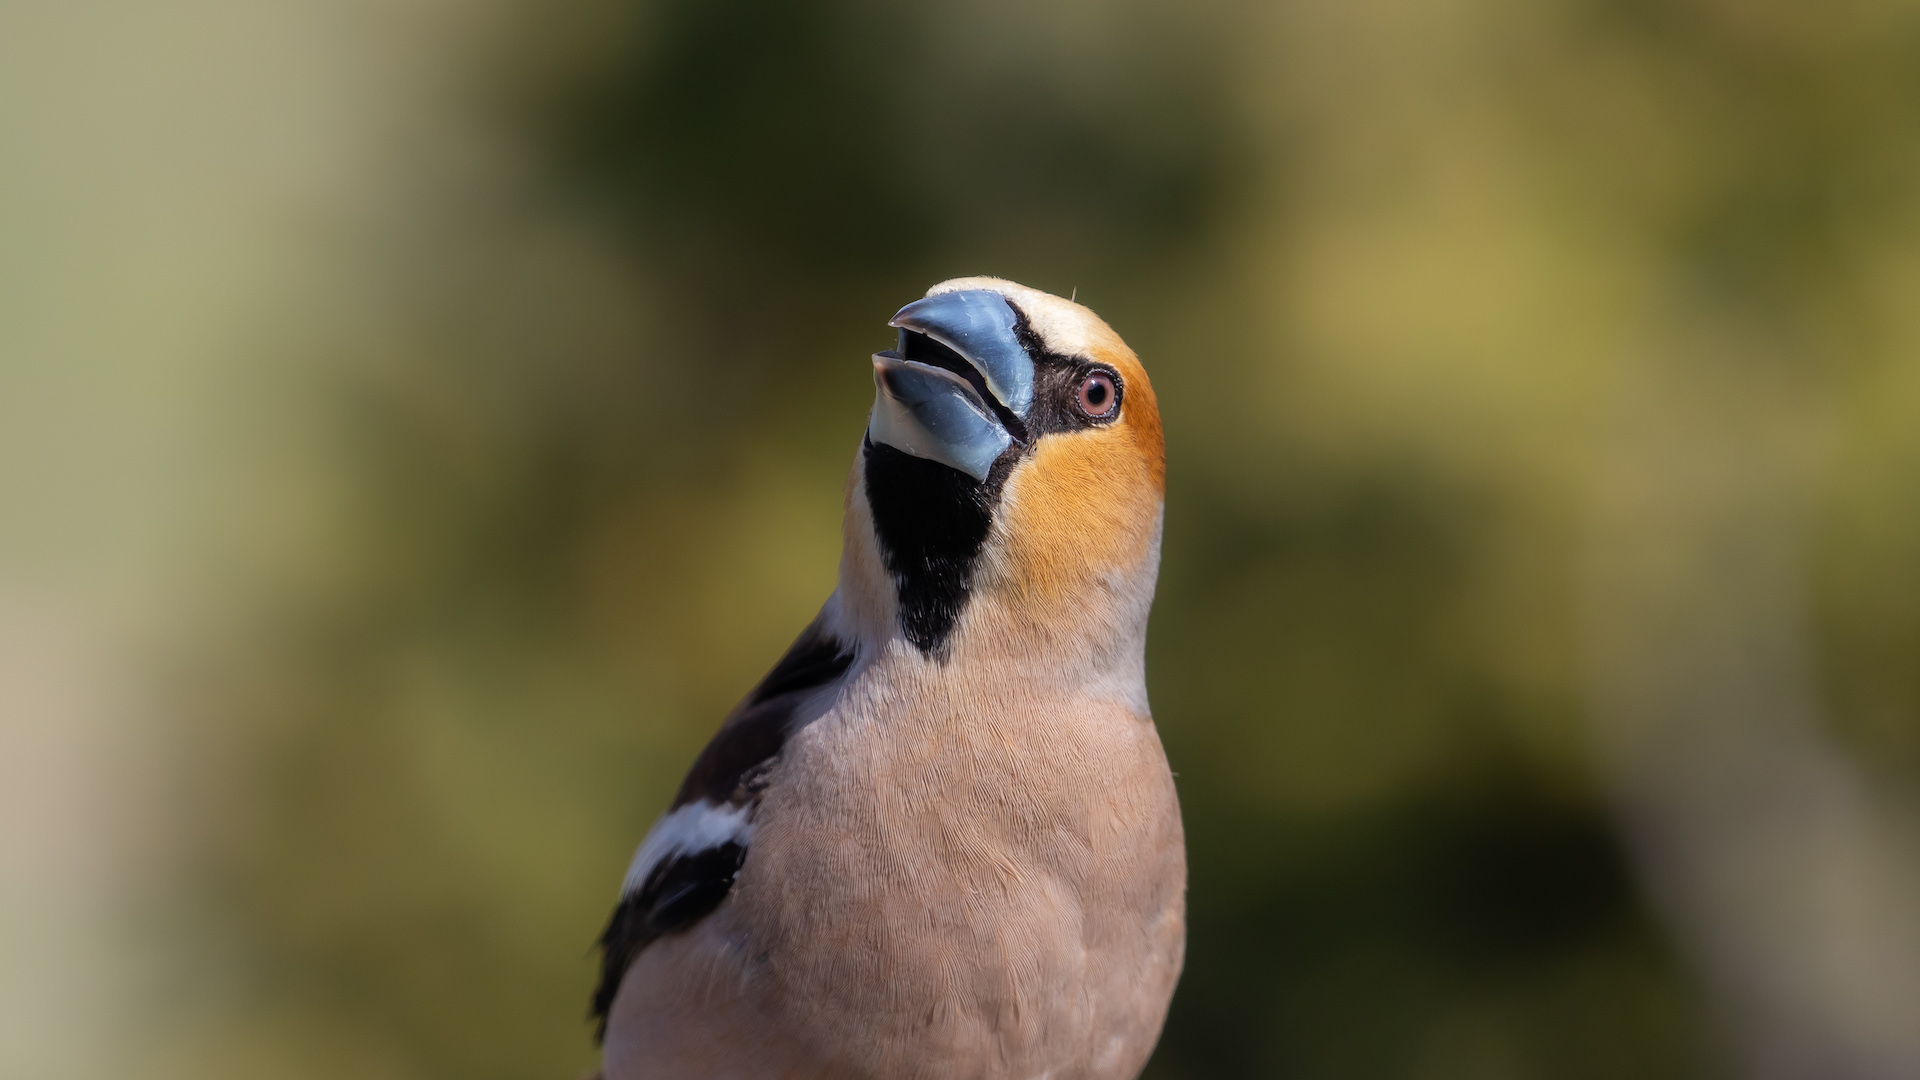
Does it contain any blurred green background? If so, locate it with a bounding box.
[8,0,1920,1078]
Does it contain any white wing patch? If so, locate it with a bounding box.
[620,800,754,897]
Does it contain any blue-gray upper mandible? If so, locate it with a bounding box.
[889,290,1036,418]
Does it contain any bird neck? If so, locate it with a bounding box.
[829,459,1162,709]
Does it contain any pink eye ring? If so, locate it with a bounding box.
[1076,371,1119,419]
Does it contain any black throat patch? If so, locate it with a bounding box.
[861,437,1008,656]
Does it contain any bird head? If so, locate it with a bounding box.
[833,277,1165,686]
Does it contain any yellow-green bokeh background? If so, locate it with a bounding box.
[8,1,1920,1078]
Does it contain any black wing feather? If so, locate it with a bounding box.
[589,619,853,1040]
[590,841,748,1040]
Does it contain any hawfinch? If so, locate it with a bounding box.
[593,278,1185,1079]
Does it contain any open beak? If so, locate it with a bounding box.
[867,290,1036,482]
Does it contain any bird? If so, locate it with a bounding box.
[593,277,1185,1080]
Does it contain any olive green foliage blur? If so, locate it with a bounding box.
[185,0,1920,1077]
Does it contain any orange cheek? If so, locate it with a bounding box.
[996,425,1163,603]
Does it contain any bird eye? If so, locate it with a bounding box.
[1076,371,1119,419]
